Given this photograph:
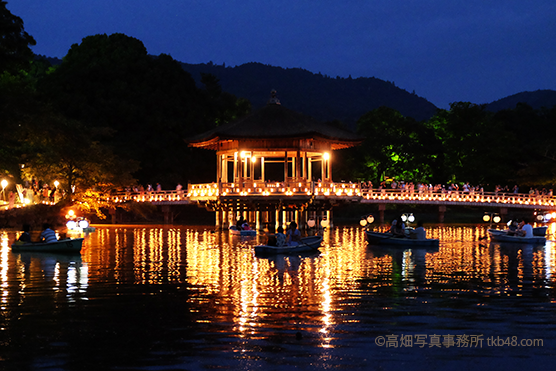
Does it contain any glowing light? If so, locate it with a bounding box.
[360,219,367,226]
[78,219,89,229]
[493,215,501,223]
[323,152,330,161]
[66,220,77,229]
[483,214,491,222]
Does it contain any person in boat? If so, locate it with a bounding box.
[507,220,519,235]
[18,224,32,243]
[389,217,406,237]
[236,216,245,230]
[275,226,287,247]
[241,220,251,230]
[518,218,533,238]
[286,221,302,246]
[39,223,58,243]
[410,220,426,240]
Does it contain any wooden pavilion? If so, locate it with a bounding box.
[187,92,362,230]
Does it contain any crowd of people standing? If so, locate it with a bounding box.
[362,180,553,200]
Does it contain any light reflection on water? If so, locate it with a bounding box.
[1,224,556,370]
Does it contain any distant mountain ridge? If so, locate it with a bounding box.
[485,89,556,112]
[36,56,556,124]
[180,62,438,128]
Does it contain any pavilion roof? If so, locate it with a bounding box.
[187,102,363,150]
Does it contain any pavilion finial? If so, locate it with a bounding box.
[267,89,281,105]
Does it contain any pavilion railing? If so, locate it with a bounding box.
[187,181,362,198]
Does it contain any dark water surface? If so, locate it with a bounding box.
[1,224,555,370]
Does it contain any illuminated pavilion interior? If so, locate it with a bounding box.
[187,92,362,230]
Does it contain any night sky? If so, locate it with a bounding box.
[8,0,556,108]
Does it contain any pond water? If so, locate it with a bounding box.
[1,224,555,370]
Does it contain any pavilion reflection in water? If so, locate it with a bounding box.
[85,225,556,308]
[2,225,556,338]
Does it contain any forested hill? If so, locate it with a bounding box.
[486,89,556,112]
[180,62,438,127]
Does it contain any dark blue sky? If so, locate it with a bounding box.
[8,0,556,108]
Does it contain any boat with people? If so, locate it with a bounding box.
[487,229,546,244]
[11,238,84,253]
[254,235,323,255]
[229,226,257,236]
[365,230,440,247]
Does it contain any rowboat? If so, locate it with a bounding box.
[533,226,548,236]
[229,226,257,236]
[254,235,322,255]
[487,229,546,244]
[11,238,84,253]
[365,230,439,247]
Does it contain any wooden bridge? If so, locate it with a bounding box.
[107,182,556,224]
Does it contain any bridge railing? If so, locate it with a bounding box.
[361,188,556,207]
[106,184,556,208]
[109,190,188,203]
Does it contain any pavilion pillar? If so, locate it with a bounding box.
[250,156,255,181]
[326,157,332,182]
[233,154,238,183]
[221,155,227,183]
[261,157,265,181]
[217,154,222,183]
[284,151,288,182]
[243,157,248,181]
[308,158,312,181]
[296,150,301,180]
[321,157,325,181]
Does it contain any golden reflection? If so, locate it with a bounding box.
[1,232,9,309]
[545,241,556,282]
[3,224,551,345]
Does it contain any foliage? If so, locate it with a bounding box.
[353,106,442,184]
[0,1,36,73]
[348,102,556,189]
[38,33,249,186]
